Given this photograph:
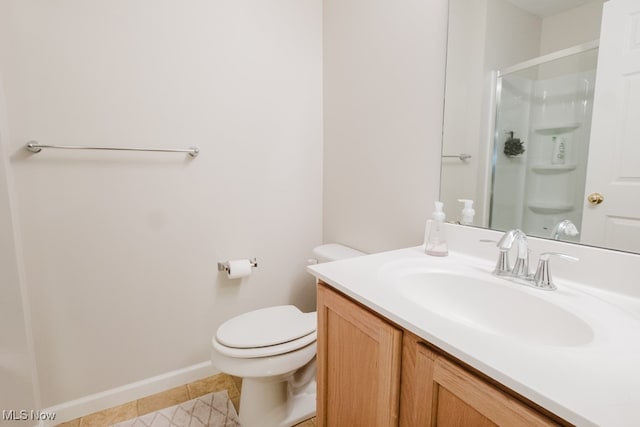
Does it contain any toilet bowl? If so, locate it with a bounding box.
[211,244,364,427]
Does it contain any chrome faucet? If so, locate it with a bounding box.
[492,229,579,291]
[493,229,530,278]
[551,219,579,240]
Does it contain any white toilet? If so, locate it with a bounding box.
[211,244,364,427]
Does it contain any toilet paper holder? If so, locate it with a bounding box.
[217,258,258,274]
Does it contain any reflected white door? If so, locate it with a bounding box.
[581,0,640,252]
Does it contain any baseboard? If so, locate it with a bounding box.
[39,361,219,426]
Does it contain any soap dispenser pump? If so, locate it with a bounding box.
[425,201,448,257]
[457,199,475,225]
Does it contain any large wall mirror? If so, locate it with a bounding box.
[440,0,640,253]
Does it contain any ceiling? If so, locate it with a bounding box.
[506,0,603,18]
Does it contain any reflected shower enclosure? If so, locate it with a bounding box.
[489,45,599,241]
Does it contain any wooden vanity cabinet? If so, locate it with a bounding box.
[317,282,570,427]
[317,283,403,427]
[400,332,561,427]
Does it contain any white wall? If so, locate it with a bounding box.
[322,0,448,253]
[484,0,542,70]
[0,80,38,424]
[0,0,322,409]
[441,0,541,225]
[539,0,605,54]
[440,0,488,225]
[538,1,604,79]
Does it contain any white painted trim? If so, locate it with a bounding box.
[479,71,498,227]
[38,361,219,427]
[0,69,41,409]
[499,40,600,77]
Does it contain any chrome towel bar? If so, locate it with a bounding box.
[25,141,199,157]
[442,153,472,161]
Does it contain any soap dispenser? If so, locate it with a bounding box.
[457,199,475,225]
[425,201,448,257]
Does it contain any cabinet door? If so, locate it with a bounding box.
[412,343,559,427]
[317,284,402,427]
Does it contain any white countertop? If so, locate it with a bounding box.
[308,246,640,427]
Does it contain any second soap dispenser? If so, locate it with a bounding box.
[457,199,475,225]
[425,201,448,257]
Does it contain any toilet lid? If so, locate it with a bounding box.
[216,305,316,348]
[213,331,316,358]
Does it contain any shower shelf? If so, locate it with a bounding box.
[534,122,580,135]
[531,164,577,173]
[528,202,574,214]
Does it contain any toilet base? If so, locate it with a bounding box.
[238,375,316,427]
[211,340,317,427]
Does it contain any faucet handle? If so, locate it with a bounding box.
[533,252,579,290]
[512,247,531,278]
[482,238,511,275]
[493,249,511,276]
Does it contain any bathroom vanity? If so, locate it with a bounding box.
[317,283,564,426]
[308,225,640,427]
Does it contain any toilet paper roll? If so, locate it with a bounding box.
[227,259,252,279]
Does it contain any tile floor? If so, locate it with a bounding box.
[57,374,317,427]
[55,373,316,427]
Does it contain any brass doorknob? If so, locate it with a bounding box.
[587,192,604,205]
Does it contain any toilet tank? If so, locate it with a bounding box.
[312,243,365,264]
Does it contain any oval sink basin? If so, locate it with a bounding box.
[396,272,594,346]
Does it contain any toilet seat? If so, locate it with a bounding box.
[214,305,317,358]
[213,330,317,358]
